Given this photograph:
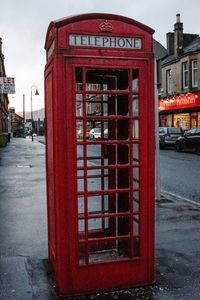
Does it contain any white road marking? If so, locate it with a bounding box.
[161,189,200,207]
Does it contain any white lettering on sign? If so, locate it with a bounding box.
[69,34,142,49]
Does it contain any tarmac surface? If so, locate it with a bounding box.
[0,137,200,300]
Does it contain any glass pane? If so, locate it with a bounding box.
[86,69,128,90]
[133,143,139,165]
[78,178,84,192]
[133,168,139,189]
[76,68,83,91]
[117,192,130,213]
[117,95,128,116]
[88,216,129,235]
[86,94,101,116]
[76,121,83,141]
[79,219,85,233]
[133,191,139,212]
[133,237,140,258]
[79,244,86,265]
[88,239,131,263]
[78,170,84,178]
[117,144,129,164]
[78,196,84,214]
[88,195,109,213]
[132,95,139,116]
[87,171,108,191]
[87,144,101,157]
[132,69,139,92]
[117,120,129,140]
[133,120,139,139]
[86,94,109,117]
[77,144,84,166]
[117,168,129,188]
[133,215,139,235]
[76,94,83,116]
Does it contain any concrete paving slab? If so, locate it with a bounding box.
[0,256,32,300]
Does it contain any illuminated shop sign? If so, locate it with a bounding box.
[69,34,142,49]
[159,93,200,111]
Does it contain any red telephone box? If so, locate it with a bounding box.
[44,13,155,296]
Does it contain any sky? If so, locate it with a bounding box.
[1,0,200,113]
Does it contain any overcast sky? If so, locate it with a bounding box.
[1,0,200,112]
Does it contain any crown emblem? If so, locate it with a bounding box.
[99,20,113,32]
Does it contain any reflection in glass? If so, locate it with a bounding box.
[133,191,139,212]
[79,219,85,232]
[76,121,83,140]
[132,95,139,116]
[78,178,84,192]
[133,120,139,139]
[133,143,139,165]
[76,94,83,116]
[76,68,83,91]
[87,144,101,157]
[87,195,108,213]
[133,215,139,235]
[132,70,139,92]
[133,168,139,189]
[78,196,84,214]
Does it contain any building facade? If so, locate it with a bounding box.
[0,38,9,142]
[159,14,200,130]
[9,107,24,137]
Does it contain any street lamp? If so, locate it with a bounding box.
[30,85,39,133]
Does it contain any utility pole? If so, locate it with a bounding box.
[23,94,25,137]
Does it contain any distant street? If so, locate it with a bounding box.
[160,149,200,203]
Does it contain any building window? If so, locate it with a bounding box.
[166,69,172,94]
[191,60,198,87]
[182,62,189,89]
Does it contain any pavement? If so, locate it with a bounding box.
[0,137,200,300]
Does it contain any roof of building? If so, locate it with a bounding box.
[183,36,200,53]
[153,39,167,60]
[162,35,200,65]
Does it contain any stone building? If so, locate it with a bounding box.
[159,14,200,130]
[0,38,9,145]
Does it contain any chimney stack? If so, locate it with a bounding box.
[174,13,183,56]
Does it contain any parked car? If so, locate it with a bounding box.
[89,128,101,140]
[159,127,183,149]
[175,127,200,153]
[77,128,90,139]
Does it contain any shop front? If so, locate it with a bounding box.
[159,92,200,130]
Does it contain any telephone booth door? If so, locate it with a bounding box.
[67,60,154,293]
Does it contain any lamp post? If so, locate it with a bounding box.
[30,85,39,137]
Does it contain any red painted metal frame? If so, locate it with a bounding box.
[44,13,155,296]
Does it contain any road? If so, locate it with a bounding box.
[160,149,200,203]
[36,136,200,203]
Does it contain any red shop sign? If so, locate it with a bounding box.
[159,92,200,111]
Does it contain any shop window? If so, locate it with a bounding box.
[182,62,189,89]
[166,69,172,95]
[174,113,190,131]
[198,112,200,127]
[191,60,198,87]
